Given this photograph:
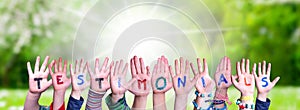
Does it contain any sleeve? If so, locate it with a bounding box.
[105,93,131,110]
[67,96,84,110]
[49,102,65,110]
[255,98,271,110]
[85,89,105,110]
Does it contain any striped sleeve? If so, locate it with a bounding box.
[85,89,105,110]
[105,93,131,110]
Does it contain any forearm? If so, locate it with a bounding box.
[24,91,41,110]
[153,93,166,110]
[213,88,228,109]
[132,95,148,110]
[71,90,81,100]
[86,89,105,110]
[174,94,188,110]
[257,92,267,102]
[53,90,66,110]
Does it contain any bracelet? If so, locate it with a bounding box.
[236,99,254,109]
[215,93,232,105]
[205,99,225,105]
[192,100,212,110]
[241,96,253,101]
[195,91,213,98]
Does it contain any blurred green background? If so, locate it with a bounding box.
[0,0,300,109]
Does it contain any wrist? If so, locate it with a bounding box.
[214,88,228,100]
[71,90,81,100]
[27,91,41,99]
[153,93,165,98]
[257,93,268,102]
[111,93,124,104]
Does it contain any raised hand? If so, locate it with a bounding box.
[128,56,151,96]
[151,56,172,94]
[49,57,71,109]
[110,59,136,103]
[87,57,111,93]
[231,59,255,96]
[170,57,198,95]
[49,57,71,92]
[214,56,232,90]
[253,61,280,101]
[190,58,215,93]
[27,56,52,94]
[69,59,89,99]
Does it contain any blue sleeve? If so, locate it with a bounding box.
[255,98,270,110]
[67,96,84,110]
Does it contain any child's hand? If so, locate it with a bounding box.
[87,57,111,93]
[214,56,232,90]
[151,56,172,94]
[232,59,255,96]
[128,56,151,96]
[49,57,71,92]
[190,58,215,93]
[170,57,198,95]
[110,60,136,102]
[70,59,89,99]
[253,61,280,101]
[27,56,52,94]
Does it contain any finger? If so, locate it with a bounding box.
[122,63,128,76]
[130,59,137,77]
[101,57,109,72]
[169,66,175,78]
[140,58,146,74]
[114,61,119,76]
[161,56,165,74]
[83,62,88,74]
[246,59,250,73]
[156,58,161,74]
[191,74,198,86]
[231,75,239,87]
[146,66,151,76]
[224,57,227,71]
[262,61,266,75]
[124,78,137,89]
[75,60,78,73]
[34,56,40,73]
[152,64,158,76]
[241,58,245,73]
[190,63,197,76]
[175,59,180,75]
[134,56,141,74]
[40,56,50,72]
[216,61,220,72]
[180,57,184,74]
[69,64,74,76]
[236,62,241,76]
[58,57,63,71]
[49,60,55,75]
[220,57,225,70]
[119,60,124,74]
[226,57,231,71]
[203,58,208,74]
[271,76,280,87]
[197,58,202,73]
[45,79,52,90]
[185,60,190,75]
[86,63,93,77]
[252,63,257,76]
[27,62,33,75]
[258,62,262,76]
[63,60,67,73]
[110,61,115,76]
[164,58,169,77]
[267,63,271,78]
[79,59,84,72]
[54,60,58,73]
[95,58,99,72]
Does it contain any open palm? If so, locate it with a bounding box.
[151,56,172,93]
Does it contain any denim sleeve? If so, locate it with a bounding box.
[255,98,271,110]
[67,96,84,110]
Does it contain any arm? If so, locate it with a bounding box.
[49,57,71,110]
[190,58,215,110]
[128,56,151,110]
[253,61,280,110]
[67,59,89,110]
[24,56,52,110]
[151,56,172,110]
[169,57,198,110]
[106,59,135,110]
[86,57,111,110]
[213,56,232,109]
[231,59,255,110]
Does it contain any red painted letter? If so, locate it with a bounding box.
[244,77,251,86]
[56,75,63,84]
[138,79,147,90]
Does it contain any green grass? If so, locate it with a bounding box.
[1,86,299,110]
